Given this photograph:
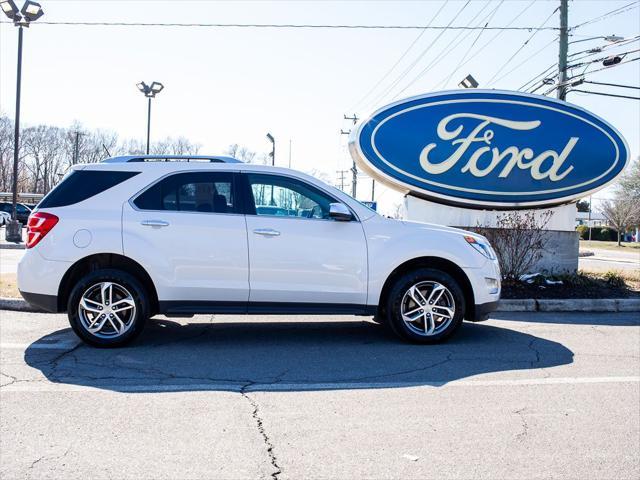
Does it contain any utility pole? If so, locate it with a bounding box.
[588,195,593,241]
[336,170,348,191]
[72,131,86,165]
[371,179,375,202]
[342,114,359,198]
[557,0,569,100]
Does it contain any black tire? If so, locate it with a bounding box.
[384,268,465,344]
[67,268,150,348]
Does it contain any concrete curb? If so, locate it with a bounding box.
[2,297,640,314]
[0,297,43,312]
[497,298,640,313]
[0,243,25,250]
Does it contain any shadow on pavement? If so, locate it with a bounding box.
[492,311,640,326]
[24,318,574,393]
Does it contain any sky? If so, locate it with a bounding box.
[1,0,639,215]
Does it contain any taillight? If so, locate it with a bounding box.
[26,212,59,249]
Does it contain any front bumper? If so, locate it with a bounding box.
[469,300,499,322]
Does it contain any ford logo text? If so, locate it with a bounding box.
[349,90,629,209]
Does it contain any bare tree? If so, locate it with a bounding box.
[474,210,554,282]
[22,125,65,194]
[619,157,640,200]
[600,197,640,246]
[0,115,14,192]
[390,202,404,219]
[226,144,257,163]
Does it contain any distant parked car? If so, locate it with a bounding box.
[0,202,32,224]
[0,211,10,226]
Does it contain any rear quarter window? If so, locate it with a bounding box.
[38,170,140,208]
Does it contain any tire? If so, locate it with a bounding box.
[384,268,465,344]
[67,268,150,348]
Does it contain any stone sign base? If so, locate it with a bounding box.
[404,195,579,274]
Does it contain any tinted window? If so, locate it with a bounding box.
[247,174,335,219]
[38,171,140,208]
[134,172,236,214]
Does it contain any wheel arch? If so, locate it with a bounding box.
[57,253,159,314]
[378,256,476,321]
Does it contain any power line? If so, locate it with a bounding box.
[0,20,560,30]
[541,56,640,95]
[569,89,640,101]
[490,36,558,87]
[583,80,640,90]
[365,0,472,108]
[571,1,640,30]
[567,48,640,70]
[518,35,640,92]
[392,0,497,97]
[431,0,538,91]
[348,0,450,112]
[389,0,510,100]
[441,0,504,89]
[485,6,559,87]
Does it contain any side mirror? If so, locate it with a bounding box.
[329,203,352,221]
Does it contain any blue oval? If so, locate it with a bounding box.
[350,90,629,208]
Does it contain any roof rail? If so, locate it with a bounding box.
[102,155,242,164]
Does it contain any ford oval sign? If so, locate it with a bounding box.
[349,90,629,209]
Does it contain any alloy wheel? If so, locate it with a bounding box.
[400,281,456,336]
[77,282,137,339]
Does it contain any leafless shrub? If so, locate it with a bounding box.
[473,210,554,283]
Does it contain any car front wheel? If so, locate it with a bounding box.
[385,268,465,344]
[67,269,149,347]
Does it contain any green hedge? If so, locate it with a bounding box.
[576,225,618,241]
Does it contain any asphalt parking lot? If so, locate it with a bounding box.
[0,310,638,479]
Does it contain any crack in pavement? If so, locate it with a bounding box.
[29,447,71,470]
[240,380,283,480]
[514,407,529,441]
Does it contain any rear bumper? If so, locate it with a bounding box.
[19,291,59,313]
[469,300,499,322]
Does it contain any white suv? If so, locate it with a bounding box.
[18,155,500,347]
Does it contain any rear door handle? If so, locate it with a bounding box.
[253,228,280,237]
[141,220,170,227]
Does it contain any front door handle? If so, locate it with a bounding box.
[141,219,170,227]
[253,228,280,237]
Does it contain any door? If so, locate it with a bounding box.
[243,173,368,307]
[123,171,249,305]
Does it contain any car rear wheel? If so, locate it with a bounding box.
[67,269,149,347]
[385,268,465,344]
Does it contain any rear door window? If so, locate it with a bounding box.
[134,172,237,214]
[38,170,140,208]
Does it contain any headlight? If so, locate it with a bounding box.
[464,235,496,260]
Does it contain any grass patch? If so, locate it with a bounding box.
[579,240,640,251]
[0,273,20,298]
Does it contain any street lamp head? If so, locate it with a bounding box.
[604,35,624,43]
[0,0,20,20]
[21,0,43,22]
[137,81,163,98]
[137,81,149,94]
[266,133,275,144]
[150,81,164,95]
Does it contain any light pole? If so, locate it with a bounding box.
[266,133,276,205]
[266,133,275,166]
[136,81,164,154]
[1,0,44,242]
